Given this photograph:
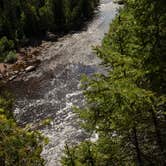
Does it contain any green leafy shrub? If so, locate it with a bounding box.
[61,142,98,166]
[0,37,15,62]
[0,91,46,166]
[0,92,14,118]
[4,51,17,63]
[0,37,14,52]
[0,114,45,166]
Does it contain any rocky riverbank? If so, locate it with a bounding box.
[0,48,40,82]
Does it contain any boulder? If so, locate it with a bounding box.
[25,66,36,72]
[9,75,17,81]
[14,71,19,74]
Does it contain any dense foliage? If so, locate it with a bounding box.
[62,0,166,165]
[0,0,99,61]
[0,91,45,166]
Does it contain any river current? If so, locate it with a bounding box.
[9,1,118,165]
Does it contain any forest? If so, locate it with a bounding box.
[0,0,166,165]
[0,0,99,62]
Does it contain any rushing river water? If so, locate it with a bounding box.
[8,1,118,165]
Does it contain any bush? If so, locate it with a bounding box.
[0,92,46,166]
[0,37,15,62]
[0,114,45,166]
[5,51,17,63]
[0,37,14,53]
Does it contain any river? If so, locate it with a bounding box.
[8,0,118,165]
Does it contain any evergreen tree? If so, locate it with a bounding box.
[0,91,46,166]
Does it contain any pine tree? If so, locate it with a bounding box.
[0,91,46,166]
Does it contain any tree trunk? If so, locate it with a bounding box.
[150,109,166,165]
[0,157,5,166]
[133,127,143,166]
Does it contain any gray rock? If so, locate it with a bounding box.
[14,71,19,74]
[6,72,9,77]
[25,66,36,72]
[9,75,17,81]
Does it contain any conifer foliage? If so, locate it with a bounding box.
[62,0,166,165]
[0,91,46,166]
